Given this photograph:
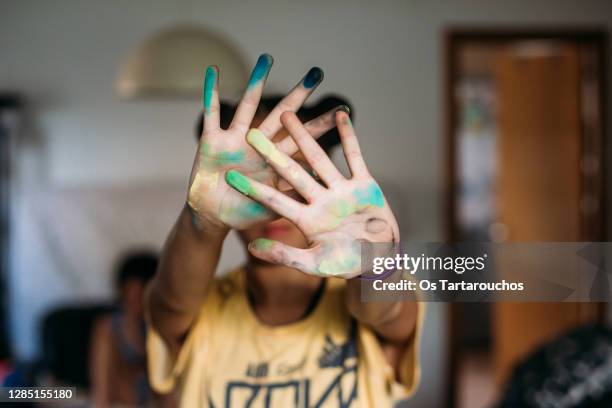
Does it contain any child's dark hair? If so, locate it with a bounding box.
[195,94,353,153]
[115,250,158,289]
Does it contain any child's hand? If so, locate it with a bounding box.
[187,54,337,230]
[225,110,399,278]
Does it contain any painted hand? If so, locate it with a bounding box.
[187,54,341,230]
[225,110,399,278]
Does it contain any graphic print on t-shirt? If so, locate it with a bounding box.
[217,324,358,408]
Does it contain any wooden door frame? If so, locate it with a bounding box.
[443,27,608,408]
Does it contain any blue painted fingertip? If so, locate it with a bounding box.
[247,54,274,89]
[303,67,324,89]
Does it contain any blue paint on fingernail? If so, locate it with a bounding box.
[247,54,273,89]
[203,66,216,114]
[303,67,323,89]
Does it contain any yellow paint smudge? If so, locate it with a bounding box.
[188,171,219,211]
[247,129,288,167]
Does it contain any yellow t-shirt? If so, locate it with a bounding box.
[147,269,423,407]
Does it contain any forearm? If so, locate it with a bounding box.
[345,278,417,343]
[146,205,227,352]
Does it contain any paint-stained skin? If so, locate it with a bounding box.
[227,110,400,279]
[225,170,254,196]
[187,54,335,230]
[354,183,384,208]
[246,129,289,167]
[189,56,397,279]
[200,142,246,169]
[203,66,217,114]
[250,238,275,251]
[302,67,324,89]
[247,54,274,89]
[220,201,267,225]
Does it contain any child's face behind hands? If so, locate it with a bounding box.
[237,115,314,260]
[239,217,308,263]
[238,112,337,263]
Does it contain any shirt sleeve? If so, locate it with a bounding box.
[145,285,219,394]
[357,302,425,401]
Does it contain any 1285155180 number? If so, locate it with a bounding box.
[1,387,76,402]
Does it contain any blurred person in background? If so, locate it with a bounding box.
[90,251,157,407]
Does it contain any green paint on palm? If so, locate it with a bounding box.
[220,200,267,224]
[226,170,254,196]
[331,200,353,218]
[354,183,384,208]
[237,201,267,217]
[201,142,245,169]
[217,150,245,165]
[203,66,216,114]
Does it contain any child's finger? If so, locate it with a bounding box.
[246,129,324,202]
[337,110,369,178]
[230,54,274,132]
[277,105,350,156]
[248,239,320,275]
[257,67,324,138]
[280,112,344,186]
[225,170,304,222]
[202,65,220,132]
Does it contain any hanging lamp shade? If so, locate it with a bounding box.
[116,26,249,99]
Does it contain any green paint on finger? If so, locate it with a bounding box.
[203,66,216,114]
[250,238,275,251]
[354,183,384,208]
[226,170,254,196]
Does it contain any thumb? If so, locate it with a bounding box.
[248,239,318,276]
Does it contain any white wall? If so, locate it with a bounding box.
[2,1,612,406]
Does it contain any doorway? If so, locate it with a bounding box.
[444,28,607,408]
